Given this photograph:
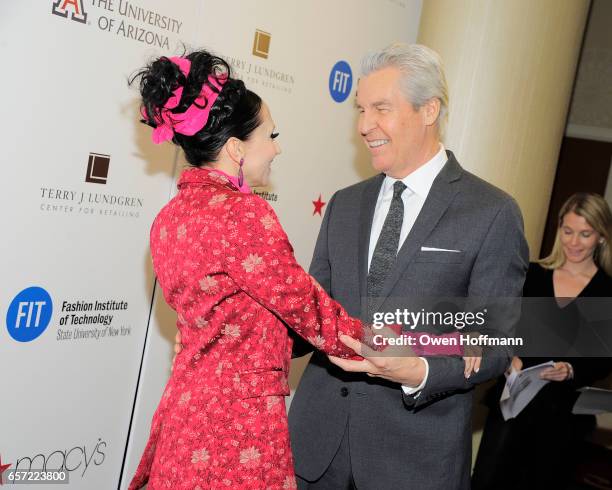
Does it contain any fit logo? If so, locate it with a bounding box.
[51,0,88,24]
[15,301,48,329]
[329,61,353,103]
[6,287,53,342]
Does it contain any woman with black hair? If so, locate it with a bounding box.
[126,50,370,489]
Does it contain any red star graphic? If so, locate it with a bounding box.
[0,455,11,486]
[312,194,326,216]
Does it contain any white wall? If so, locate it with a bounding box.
[0,1,422,488]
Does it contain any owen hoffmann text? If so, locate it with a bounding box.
[57,299,131,341]
[371,308,523,348]
[372,333,524,348]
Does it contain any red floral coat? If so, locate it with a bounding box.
[129,167,363,489]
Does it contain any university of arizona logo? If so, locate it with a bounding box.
[51,0,88,24]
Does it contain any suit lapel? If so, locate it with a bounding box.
[370,152,463,313]
[358,174,385,318]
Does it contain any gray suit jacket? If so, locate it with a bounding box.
[288,151,529,490]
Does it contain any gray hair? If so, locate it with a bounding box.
[361,43,449,134]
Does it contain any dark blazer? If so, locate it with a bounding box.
[289,151,529,490]
[472,262,612,490]
[520,262,612,378]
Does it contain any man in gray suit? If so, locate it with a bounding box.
[289,43,529,489]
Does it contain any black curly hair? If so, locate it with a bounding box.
[131,50,262,166]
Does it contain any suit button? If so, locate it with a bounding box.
[340,387,349,397]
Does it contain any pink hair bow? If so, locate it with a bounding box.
[143,56,227,144]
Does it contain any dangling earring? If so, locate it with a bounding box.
[238,158,244,187]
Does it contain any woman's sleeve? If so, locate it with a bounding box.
[221,195,363,358]
[566,357,612,388]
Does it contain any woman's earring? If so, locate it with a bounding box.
[238,158,244,187]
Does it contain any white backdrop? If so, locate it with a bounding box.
[1,1,421,488]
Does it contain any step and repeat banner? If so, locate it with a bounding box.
[1,1,421,488]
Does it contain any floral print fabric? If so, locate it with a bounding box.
[129,167,363,489]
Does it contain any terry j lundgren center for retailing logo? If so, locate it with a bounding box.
[221,29,295,95]
[38,152,144,219]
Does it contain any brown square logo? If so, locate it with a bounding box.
[85,152,110,184]
[252,29,271,59]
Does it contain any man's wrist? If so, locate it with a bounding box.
[401,357,429,395]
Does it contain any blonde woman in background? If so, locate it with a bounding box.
[472,192,612,490]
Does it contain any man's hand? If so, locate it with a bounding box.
[172,330,183,371]
[328,334,427,388]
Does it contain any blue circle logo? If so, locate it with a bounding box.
[6,287,53,342]
[329,60,353,103]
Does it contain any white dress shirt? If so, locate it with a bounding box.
[367,144,448,394]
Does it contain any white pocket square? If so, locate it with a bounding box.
[420,246,462,253]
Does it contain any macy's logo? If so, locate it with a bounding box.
[13,438,106,478]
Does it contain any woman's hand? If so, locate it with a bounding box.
[463,356,482,378]
[539,362,574,382]
[506,356,523,375]
[462,333,483,378]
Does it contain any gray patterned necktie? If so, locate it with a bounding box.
[367,180,407,309]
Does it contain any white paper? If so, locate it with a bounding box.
[572,387,612,415]
[500,361,555,420]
